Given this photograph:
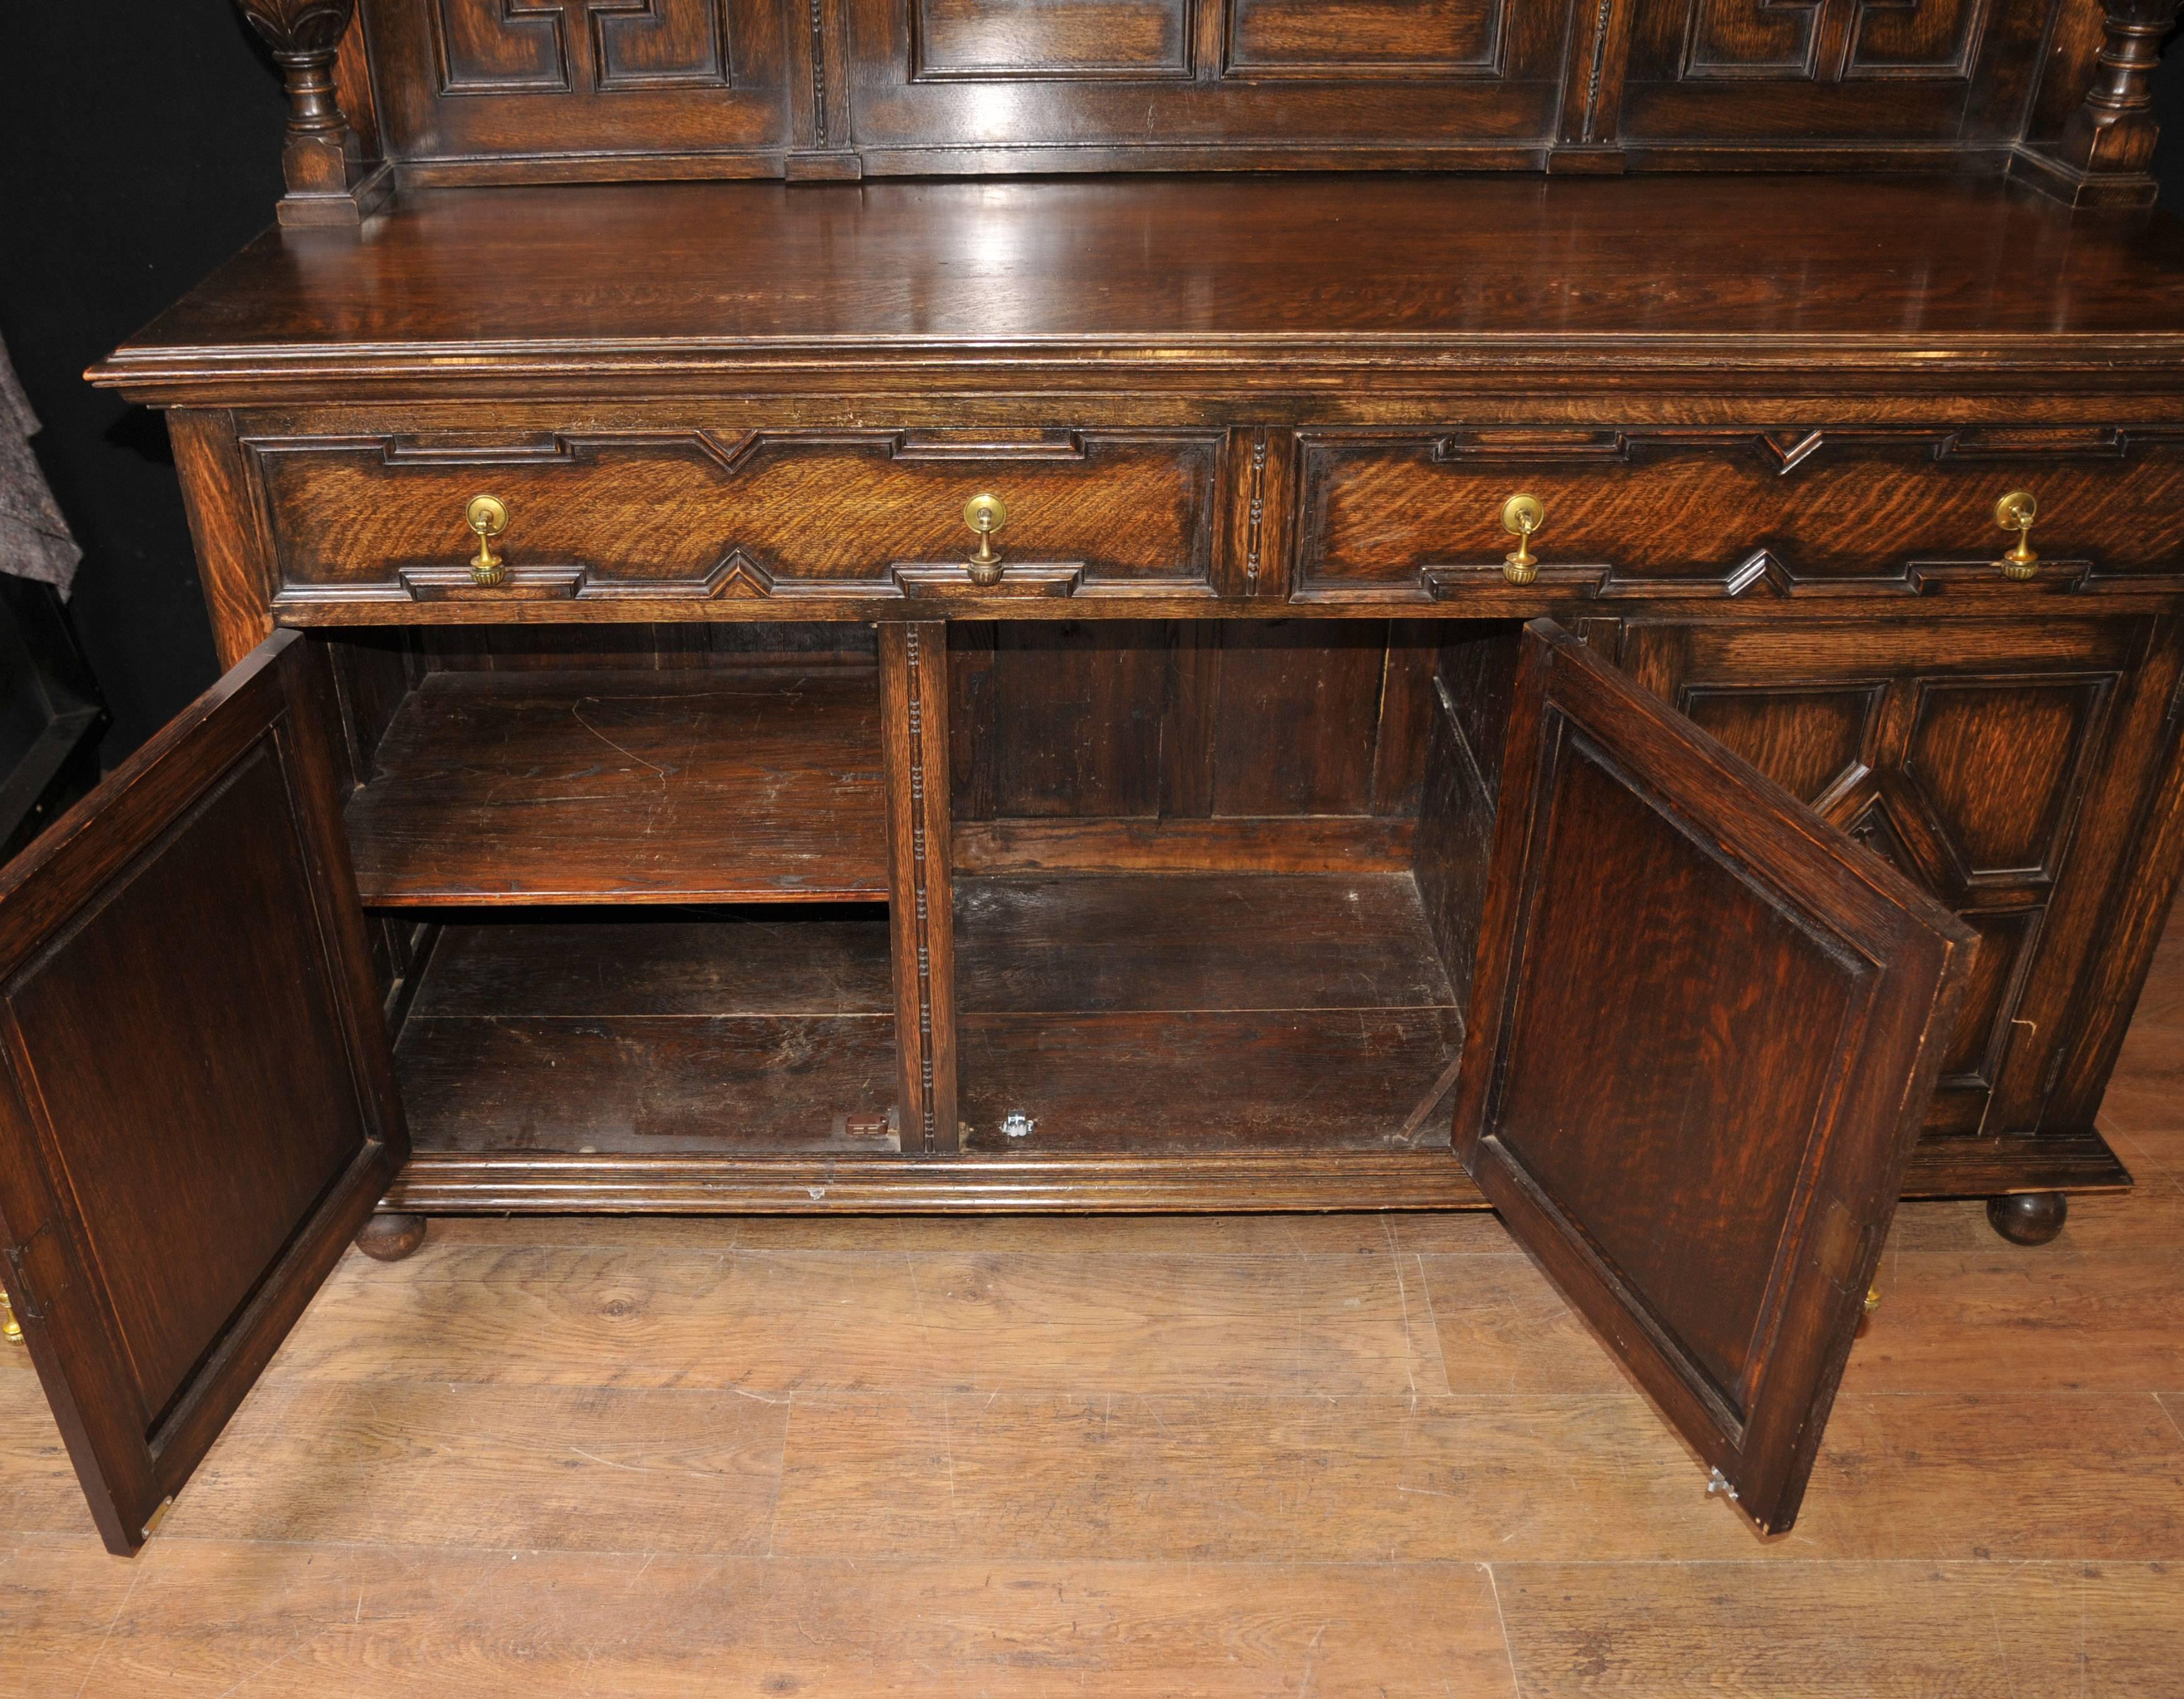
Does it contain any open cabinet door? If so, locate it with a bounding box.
[0,630,405,1554]
[1454,621,1973,1536]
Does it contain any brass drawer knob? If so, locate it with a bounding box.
[964,492,1008,586]
[1,1282,21,1346]
[466,493,510,587]
[1995,489,2039,581]
[1500,492,1545,586]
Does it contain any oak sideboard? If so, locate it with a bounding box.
[4,0,2184,1557]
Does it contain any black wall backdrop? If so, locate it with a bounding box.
[1,13,2182,765]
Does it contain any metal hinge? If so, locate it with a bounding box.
[141,1495,175,1541]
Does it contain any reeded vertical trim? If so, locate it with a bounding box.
[809,0,829,147]
[1244,429,1270,596]
[904,625,936,1145]
[880,621,958,1154]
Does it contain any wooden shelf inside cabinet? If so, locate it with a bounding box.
[345,668,889,905]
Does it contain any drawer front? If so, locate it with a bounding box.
[1620,615,2172,1141]
[246,429,1231,607]
[1294,429,2184,599]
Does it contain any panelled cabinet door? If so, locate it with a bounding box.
[0,631,405,1555]
[1453,621,1973,1534]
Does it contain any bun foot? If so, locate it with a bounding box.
[354,1213,429,1262]
[1986,1192,2068,1247]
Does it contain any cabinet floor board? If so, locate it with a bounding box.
[957,870,1466,1154]
[396,1013,901,1155]
[956,871,1461,1013]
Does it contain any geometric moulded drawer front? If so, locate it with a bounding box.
[244,428,1230,608]
[1292,428,2184,598]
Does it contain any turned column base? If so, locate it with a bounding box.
[1987,1191,2069,1247]
[354,1212,429,1262]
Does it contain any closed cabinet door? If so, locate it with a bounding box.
[0,631,405,1554]
[1618,616,2180,1139]
[1456,620,1972,1534]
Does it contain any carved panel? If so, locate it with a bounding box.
[1621,616,2143,1138]
[1904,679,2107,880]
[432,0,734,95]
[1677,684,1882,807]
[1622,0,2034,147]
[1679,0,1986,81]
[243,428,1229,605]
[363,0,790,171]
[1225,0,1507,77]
[914,0,1193,79]
[846,0,1568,167]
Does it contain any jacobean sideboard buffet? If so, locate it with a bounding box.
[4,0,2184,1556]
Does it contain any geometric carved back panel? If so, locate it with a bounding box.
[364,0,792,173]
[1621,0,2034,148]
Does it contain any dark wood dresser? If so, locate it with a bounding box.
[4,0,2183,1556]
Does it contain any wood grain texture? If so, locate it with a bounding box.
[1495,1559,2184,1696]
[344,666,890,903]
[93,177,2184,401]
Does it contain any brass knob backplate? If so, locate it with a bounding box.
[467,494,509,587]
[964,492,1008,586]
[1500,492,1545,586]
[1995,489,2039,582]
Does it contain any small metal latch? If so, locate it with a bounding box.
[1706,1468,1739,1502]
[1000,1112,1036,1140]
[141,1495,176,1540]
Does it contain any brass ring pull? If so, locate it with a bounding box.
[1500,493,1545,586]
[467,494,510,587]
[964,492,1008,586]
[1995,490,2038,582]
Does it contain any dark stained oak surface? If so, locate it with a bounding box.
[90,175,2184,395]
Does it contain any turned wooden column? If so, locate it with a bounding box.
[2015,0,2183,207]
[234,0,393,226]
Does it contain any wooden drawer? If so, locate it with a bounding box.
[244,428,1231,608]
[1293,429,2184,599]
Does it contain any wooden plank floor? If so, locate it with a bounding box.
[5,929,2183,1693]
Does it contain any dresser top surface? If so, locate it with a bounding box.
[96,173,2184,398]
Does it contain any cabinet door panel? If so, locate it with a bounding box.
[1455,620,1970,1533]
[0,632,403,1555]
[1622,617,2161,1137]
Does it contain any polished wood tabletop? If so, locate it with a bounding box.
[94,174,2184,397]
